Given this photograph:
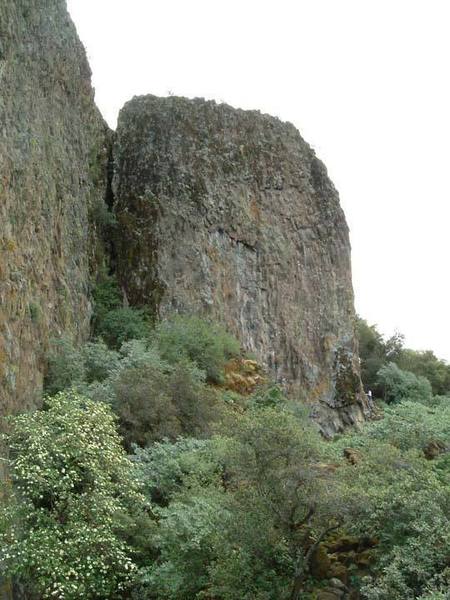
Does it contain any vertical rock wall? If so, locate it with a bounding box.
[0,0,109,415]
[113,96,367,434]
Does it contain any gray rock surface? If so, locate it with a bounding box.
[112,95,367,433]
[0,0,109,416]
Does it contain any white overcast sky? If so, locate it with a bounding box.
[67,0,450,361]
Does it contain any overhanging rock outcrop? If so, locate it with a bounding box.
[112,95,367,434]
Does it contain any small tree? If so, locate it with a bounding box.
[0,391,148,599]
[376,362,432,404]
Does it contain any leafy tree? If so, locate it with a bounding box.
[356,315,450,396]
[91,272,122,334]
[347,397,450,452]
[133,438,220,506]
[81,339,120,383]
[90,273,150,349]
[133,407,354,600]
[131,438,226,599]
[396,349,450,395]
[356,317,404,394]
[0,391,148,600]
[376,362,432,404]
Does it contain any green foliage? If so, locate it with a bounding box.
[81,339,119,383]
[131,439,226,599]
[357,316,450,396]
[356,316,404,393]
[91,273,122,329]
[112,359,217,449]
[43,334,219,450]
[96,307,149,349]
[332,398,450,600]
[133,438,220,506]
[376,362,432,404]
[152,315,241,383]
[396,348,450,395]
[44,337,86,395]
[91,274,148,349]
[248,384,286,408]
[0,391,148,599]
[34,308,450,599]
[132,407,350,599]
[347,398,450,452]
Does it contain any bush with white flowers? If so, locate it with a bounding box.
[0,391,148,599]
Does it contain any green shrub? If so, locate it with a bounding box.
[91,274,149,349]
[82,339,120,383]
[44,337,85,395]
[133,438,220,506]
[356,399,450,452]
[96,307,149,349]
[113,363,180,448]
[152,315,240,383]
[396,349,450,396]
[91,273,122,332]
[248,384,286,408]
[376,362,432,404]
[0,391,147,599]
[112,359,217,449]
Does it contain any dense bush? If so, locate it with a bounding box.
[91,273,122,332]
[0,391,148,599]
[44,334,220,449]
[82,339,120,383]
[90,274,149,348]
[356,317,404,393]
[44,337,86,395]
[152,315,241,383]
[396,348,450,396]
[332,398,450,600]
[348,397,450,452]
[113,359,217,449]
[376,362,433,403]
[96,307,149,349]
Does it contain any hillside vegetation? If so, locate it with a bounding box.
[1,289,449,599]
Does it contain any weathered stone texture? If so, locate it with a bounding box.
[0,0,109,415]
[113,95,367,433]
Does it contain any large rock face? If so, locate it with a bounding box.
[0,0,109,416]
[113,95,367,434]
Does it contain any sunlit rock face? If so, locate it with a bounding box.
[112,95,367,434]
[0,0,109,416]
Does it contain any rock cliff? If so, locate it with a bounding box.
[0,0,109,416]
[112,96,367,434]
[0,1,366,436]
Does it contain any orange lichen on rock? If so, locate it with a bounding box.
[222,358,265,395]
